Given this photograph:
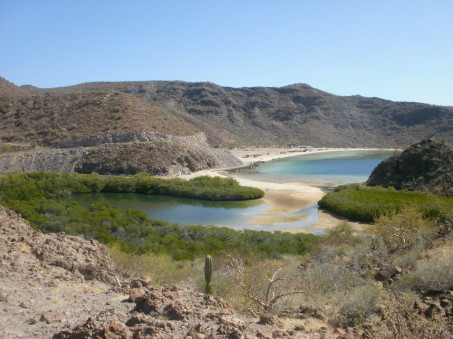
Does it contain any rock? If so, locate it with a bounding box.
[54,285,291,338]
[294,325,305,332]
[335,328,347,336]
[279,304,325,320]
[27,318,38,325]
[425,303,445,317]
[414,300,430,313]
[164,304,185,320]
[258,313,276,325]
[440,298,451,308]
[19,302,28,309]
[374,268,391,282]
[40,311,64,324]
[0,293,8,302]
[130,280,142,288]
[129,288,146,302]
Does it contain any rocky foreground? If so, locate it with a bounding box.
[0,206,335,338]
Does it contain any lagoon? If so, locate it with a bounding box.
[67,150,393,230]
[66,193,268,229]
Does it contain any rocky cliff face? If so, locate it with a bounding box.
[23,80,453,147]
[0,132,241,175]
[0,148,89,173]
[367,139,453,196]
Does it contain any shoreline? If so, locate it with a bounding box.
[179,147,392,233]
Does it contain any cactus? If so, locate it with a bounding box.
[204,255,212,294]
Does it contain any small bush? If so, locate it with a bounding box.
[371,208,437,254]
[395,252,453,292]
[366,292,451,339]
[336,283,383,326]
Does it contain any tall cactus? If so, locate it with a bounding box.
[204,255,213,294]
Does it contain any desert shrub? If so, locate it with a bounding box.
[395,250,453,292]
[108,246,199,287]
[336,283,384,326]
[322,221,359,246]
[365,292,451,339]
[371,208,437,254]
[211,255,307,315]
[303,246,369,295]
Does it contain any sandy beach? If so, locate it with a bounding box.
[179,147,385,233]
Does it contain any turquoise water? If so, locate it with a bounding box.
[66,193,268,228]
[236,150,394,185]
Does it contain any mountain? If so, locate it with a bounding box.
[22,80,453,147]
[367,139,453,196]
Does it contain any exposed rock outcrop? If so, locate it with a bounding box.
[0,132,241,175]
[54,285,299,339]
[0,147,89,173]
[367,139,453,196]
[56,130,209,148]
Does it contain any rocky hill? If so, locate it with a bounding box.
[0,132,241,175]
[0,90,199,146]
[22,80,453,147]
[367,139,453,196]
[0,79,240,175]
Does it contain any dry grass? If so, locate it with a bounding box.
[108,247,200,287]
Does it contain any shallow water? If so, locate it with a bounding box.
[235,150,394,186]
[65,193,268,228]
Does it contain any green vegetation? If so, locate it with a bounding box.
[0,172,264,201]
[0,172,317,260]
[318,184,453,223]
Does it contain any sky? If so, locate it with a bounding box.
[1,0,452,106]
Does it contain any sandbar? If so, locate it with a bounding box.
[179,147,392,233]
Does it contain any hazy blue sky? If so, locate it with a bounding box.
[1,0,452,106]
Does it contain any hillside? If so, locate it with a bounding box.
[367,139,453,196]
[0,76,29,98]
[0,90,199,146]
[0,79,243,175]
[22,80,453,147]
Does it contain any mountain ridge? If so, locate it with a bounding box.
[19,79,453,147]
[0,77,453,147]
